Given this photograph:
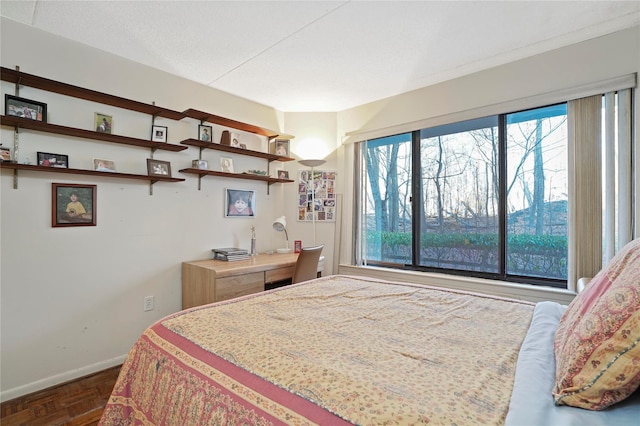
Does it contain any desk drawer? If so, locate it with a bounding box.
[216,272,264,302]
[265,266,294,283]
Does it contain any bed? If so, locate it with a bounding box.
[100,241,640,425]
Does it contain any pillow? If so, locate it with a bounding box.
[553,238,640,410]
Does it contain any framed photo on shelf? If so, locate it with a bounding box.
[1,146,12,162]
[95,113,112,133]
[52,183,96,227]
[5,94,47,122]
[93,158,116,172]
[277,170,289,180]
[220,157,234,173]
[192,159,209,170]
[37,152,68,168]
[225,188,255,217]
[198,125,213,142]
[151,125,168,143]
[270,139,290,157]
[146,159,171,177]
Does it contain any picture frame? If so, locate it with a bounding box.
[220,157,234,173]
[294,240,302,253]
[37,152,69,168]
[151,125,168,143]
[229,132,241,148]
[271,139,290,157]
[95,113,112,133]
[225,188,255,217]
[277,170,289,180]
[198,125,213,142]
[5,94,47,122]
[1,146,12,162]
[52,183,96,227]
[192,159,209,170]
[146,158,171,177]
[93,158,116,172]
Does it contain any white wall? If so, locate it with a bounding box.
[0,18,338,401]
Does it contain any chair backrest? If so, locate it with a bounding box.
[291,245,324,284]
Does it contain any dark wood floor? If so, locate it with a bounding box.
[1,365,121,426]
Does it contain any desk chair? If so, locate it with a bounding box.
[292,245,324,284]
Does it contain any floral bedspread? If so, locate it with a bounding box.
[101,275,534,425]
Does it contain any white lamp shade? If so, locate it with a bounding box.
[273,216,287,232]
[299,159,326,167]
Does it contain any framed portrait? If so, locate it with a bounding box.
[192,159,209,170]
[151,125,168,143]
[146,159,171,177]
[220,157,234,173]
[5,94,47,122]
[38,152,68,168]
[294,240,302,253]
[270,139,290,157]
[277,169,289,180]
[1,146,12,162]
[225,189,255,217]
[229,132,241,148]
[52,183,96,227]
[198,125,213,142]
[93,158,116,172]
[95,113,112,133]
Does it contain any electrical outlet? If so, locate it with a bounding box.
[143,296,154,311]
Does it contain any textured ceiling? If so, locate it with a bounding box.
[1,1,639,112]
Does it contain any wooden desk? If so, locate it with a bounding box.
[182,253,323,309]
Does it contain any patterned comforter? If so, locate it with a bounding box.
[100,275,535,425]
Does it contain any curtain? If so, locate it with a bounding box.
[567,89,633,291]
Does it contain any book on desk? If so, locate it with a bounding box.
[212,247,250,261]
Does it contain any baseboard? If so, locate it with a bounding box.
[337,265,576,305]
[0,354,127,402]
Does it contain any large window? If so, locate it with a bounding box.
[357,86,633,291]
[361,104,569,286]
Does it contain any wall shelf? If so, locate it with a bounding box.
[179,167,293,185]
[1,115,188,152]
[1,66,186,120]
[180,138,294,162]
[1,162,185,185]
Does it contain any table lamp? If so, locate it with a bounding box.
[273,216,292,253]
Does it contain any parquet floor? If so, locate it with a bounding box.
[0,365,121,426]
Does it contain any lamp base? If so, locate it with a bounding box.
[276,248,293,254]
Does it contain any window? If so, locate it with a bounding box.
[356,83,633,291]
[360,104,569,287]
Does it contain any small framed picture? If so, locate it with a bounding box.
[93,158,116,172]
[230,132,241,148]
[277,170,289,180]
[192,159,209,170]
[225,189,255,217]
[271,139,290,157]
[52,183,96,227]
[5,94,47,122]
[95,113,112,133]
[38,152,68,168]
[146,159,171,177]
[1,146,12,162]
[220,157,234,173]
[198,125,212,142]
[151,125,168,143]
[294,240,302,253]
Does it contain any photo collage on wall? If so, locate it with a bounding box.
[297,170,337,222]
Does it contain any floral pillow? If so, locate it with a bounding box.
[553,238,640,410]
